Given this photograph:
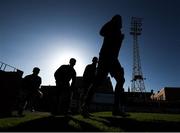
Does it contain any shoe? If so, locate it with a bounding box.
[112,111,129,117]
[18,114,25,117]
[17,112,25,117]
[80,106,90,118]
[81,111,90,118]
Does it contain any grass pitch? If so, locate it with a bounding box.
[0,111,180,132]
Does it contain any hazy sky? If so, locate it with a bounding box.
[0,0,179,92]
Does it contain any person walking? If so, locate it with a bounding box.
[79,57,98,111]
[17,67,42,116]
[81,15,126,117]
[53,58,76,115]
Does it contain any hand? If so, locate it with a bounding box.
[121,33,124,40]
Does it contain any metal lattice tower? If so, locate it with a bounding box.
[130,17,146,92]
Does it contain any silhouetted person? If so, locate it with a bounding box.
[81,15,125,117]
[79,57,98,110]
[53,58,76,115]
[18,67,42,116]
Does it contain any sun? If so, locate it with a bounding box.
[50,47,86,77]
[42,38,94,85]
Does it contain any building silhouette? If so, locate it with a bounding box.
[75,76,114,112]
[40,76,114,112]
[0,61,23,117]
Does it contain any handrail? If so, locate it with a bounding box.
[0,61,19,72]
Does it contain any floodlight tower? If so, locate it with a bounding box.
[130,17,146,92]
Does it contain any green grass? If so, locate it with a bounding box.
[0,111,50,130]
[128,112,180,122]
[71,112,122,132]
[70,112,180,132]
[0,111,180,131]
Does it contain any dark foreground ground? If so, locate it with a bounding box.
[0,111,180,132]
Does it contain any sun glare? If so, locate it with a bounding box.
[50,47,86,77]
[42,38,94,85]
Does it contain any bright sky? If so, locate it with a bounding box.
[0,0,180,92]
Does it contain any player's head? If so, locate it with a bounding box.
[33,67,40,75]
[69,58,76,67]
[92,57,98,64]
[111,14,122,29]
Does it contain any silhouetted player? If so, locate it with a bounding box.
[53,58,76,115]
[18,67,42,116]
[81,15,125,117]
[79,57,98,110]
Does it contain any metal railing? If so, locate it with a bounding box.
[0,61,19,72]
